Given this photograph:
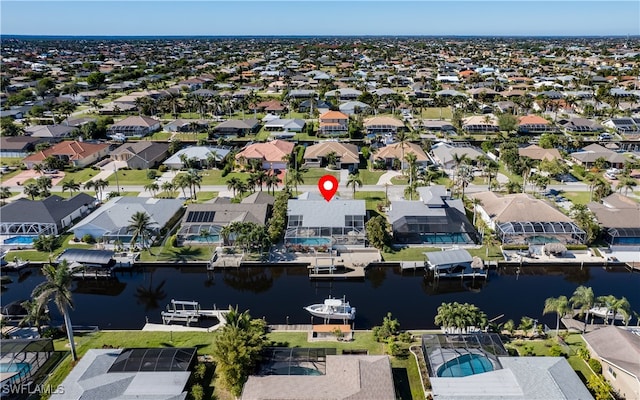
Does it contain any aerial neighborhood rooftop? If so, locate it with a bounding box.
[0,33,639,400]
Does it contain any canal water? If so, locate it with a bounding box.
[1,265,638,330]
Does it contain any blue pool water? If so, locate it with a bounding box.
[187,235,220,243]
[3,236,36,245]
[526,235,560,244]
[420,233,471,244]
[0,363,31,383]
[288,237,332,246]
[272,366,322,376]
[437,353,494,377]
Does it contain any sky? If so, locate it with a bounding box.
[1,1,639,37]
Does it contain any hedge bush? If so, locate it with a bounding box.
[588,358,602,374]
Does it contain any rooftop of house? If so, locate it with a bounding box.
[470,191,571,223]
[583,326,640,379]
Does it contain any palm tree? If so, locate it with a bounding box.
[127,211,155,251]
[346,172,363,197]
[265,173,281,196]
[584,173,598,201]
[286,168,305,194]
[543,295,571,337]
[62,179,80,194]
[0,186,11,205]
[596,295,619,325]
[23,183,40,200]
[85,179,109,201]
[617,175,637,195]
[227,177,243,197]
[32,261,77,360]
[471,198,482,225]
[144,182,159,197]
[570,286,595,332]
[395,131,415,174]
[325,151,338,168]
[33,163,45,176]
[19,299,49,335]
[161,181,175,198]
[185,169,202,200]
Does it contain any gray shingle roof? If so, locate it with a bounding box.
[0,194,95,225]
[583,326,640,378]
[287,198,365,228]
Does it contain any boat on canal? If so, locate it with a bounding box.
[304,297,356,321]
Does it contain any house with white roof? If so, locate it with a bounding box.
[163,146,230,169]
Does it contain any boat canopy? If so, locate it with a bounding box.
[324,299,343,307]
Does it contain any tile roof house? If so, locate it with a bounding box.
[470,191,586,244]
[0,194,95,237]
[559,117,604,133]
[110,141,169,170]
[107,116,161,138]
[235,140,294,170]
[212,119,260,137]
[163,146,230,169]
[23,141,110,169]
[324,88,362,101]
[303,142,359,170]
[264,118,306,135]
[431,142,486,170]
[363,116,405,135]
[241,355,395,400]
[570,144,627,169]
[587,193,640,247]
[518,144,562,161]
[462,115,499,133]
[319,111,349,135]
[374,142,430,169]
[387,186,479,245]
[517,114,554,134]
[338,100,371,116]
[25,124,77,139]
[163,119,209,133]
[583,326,640,400]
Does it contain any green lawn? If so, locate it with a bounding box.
[192,191,219,203]
[0,169,22,184]
[354,191,386,211]
[302,167,339,181]
[420,107,452,120]
[58,169,101,185]
[390,175,409,185]
[358,170,385,185]
[199,170,248,185]
[293,132,321,141]
[147,131,173,141]
[563,191,591,206]
[139,244,215,262]
[4,234,94,262]
[173,132,208,142]
[0,157,24,167]
[382,246,442,261]
[467,245,504,261]
[254,128,272,141]
[107,169,157,185]
[499,164,523,184]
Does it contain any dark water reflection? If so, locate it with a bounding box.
[1,265,638,330]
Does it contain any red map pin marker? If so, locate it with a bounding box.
[318,175,338,202]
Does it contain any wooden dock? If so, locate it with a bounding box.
[308,265,366,279]
[160,300,228,331]
[269,324,313,331]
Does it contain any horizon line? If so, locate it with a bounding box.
[3,34,639,38]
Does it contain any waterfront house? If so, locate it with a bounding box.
[263,118,306,133]
[319,111,349,135]
[110,141,169,170]
[324,88,362,101]
[0,136,44,158]
[211,119,260,137]
[163,118,209,133]
[51,348,197,400]
[587,193,640,247]
[431,142,485,170]
[241,354,395,400]
[70,196,184,246]
[570,144,627,169]
[558,117,604,133]
[517,144,562,161]
[107,115,161,138]
[602,117,640,135]
[285,194,366,249]
[387,186,479,245]
[23,141,110,169]
[25,124,77,139]
[363,116,405,135]
[471,191,586,244]
[0,193,95,237]
[338,100,371,115]
[235,140,294,170]
[163,146,230,169]
[373,142,429,170]
[583,326,640,400]
[462,115,499,133]
[303,141,359,170]
[517,114,554,134]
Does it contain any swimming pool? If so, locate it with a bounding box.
[271,366,322,376]
[437,353,494,377]
[0,362,31,383]
[526,235,560,245]
[2,236,36,245]
[288,237,332,246]
[420,233,471,244]
[187,234,220,243]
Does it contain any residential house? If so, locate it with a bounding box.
[518,144,562,161]
[419,120,456,135]
[110,141,169,170]
[0,194,95,237]
[298,99,332,113]
[177,197,272,245]
[71,196,184,245]
[324,88,362,101]
[212,119,260,137]
[602,118,640,134]
[241,355,395,400]
[0,136,44,158]
[517,115,554,134]
[363,116,405,135]
[264,118,306,136]
[163,146,230,169]
[587,193,640,247]
[23,141,110,169]
[287,89,318,99]
[25,124,77,139]
[319,111,349,135]
[252,99,286,114]
[51,348,197,400]
[107,116,161,138]
[285,194,366,249]
[235,140,294,170]
[163,119,209,133]
[462,115,499,133]
[470,191,586,244]
[559,117,604,133]
[338,101,371,116]
[570,144,627,169]
[583,327,639,400]
[374,142,430,169]
[303,142,359,170]
[431,142,486,170]
[387,186,479,245]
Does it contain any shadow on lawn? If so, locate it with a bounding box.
[157,246,207,262]
[392,367,412,400]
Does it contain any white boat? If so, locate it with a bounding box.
[2,258,30,271]
[589,307,624,321]
[304,297,356,321]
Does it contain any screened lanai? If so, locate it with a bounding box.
[605,227,640,246]
[0,339,54,388]
[496,221,586,245]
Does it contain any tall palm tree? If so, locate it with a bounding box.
[127,211,155,251]
[265,173,281,196]
[286,169,305,194]
[23,183,40,200]
[62,179,80,194]
[32,261,77,360]
[346,172,363,197]
[543,295,571,337]
[161,181,175,198]
[0,186,11,205]
[395,131,415,174]
[144,182,159,197]
[596,295,619,325]
[19,300,49,335]
[570,286,595,332]
[227,177,242,197]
